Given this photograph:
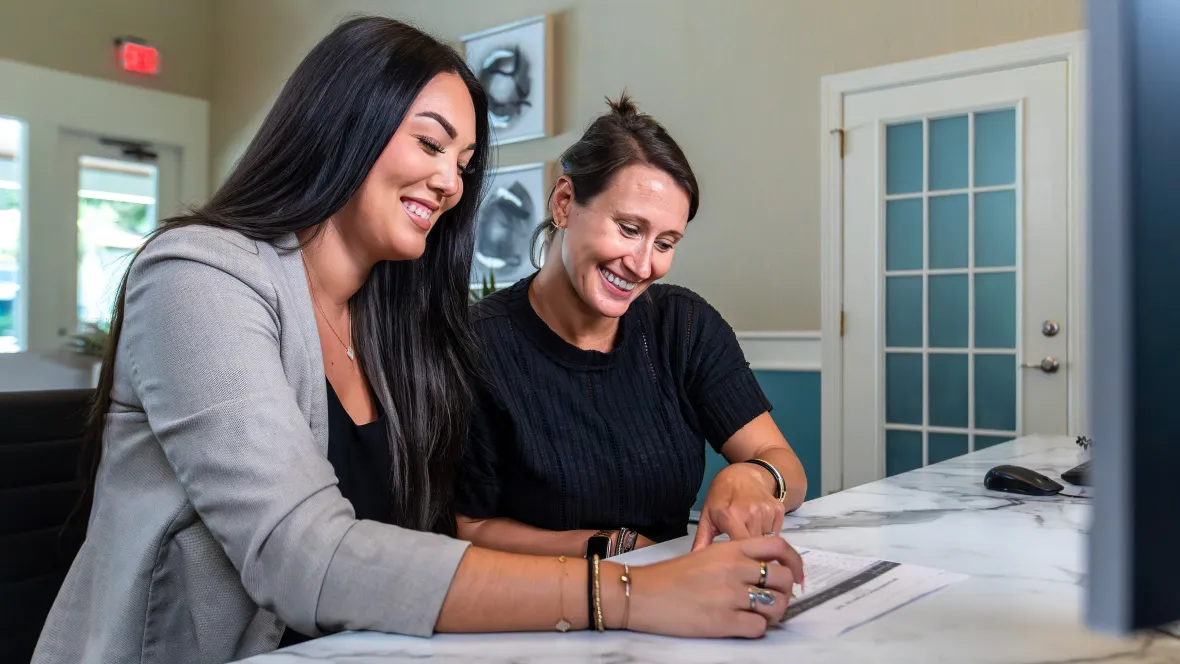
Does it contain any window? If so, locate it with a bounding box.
[0,117,25,352]
[76,155,158,329]
[882,109,1019,475]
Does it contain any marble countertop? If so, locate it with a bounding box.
[235,435,1180,663]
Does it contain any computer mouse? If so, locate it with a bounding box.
[984,464,1063,496]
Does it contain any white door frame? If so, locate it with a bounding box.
[819,32,1088,494]
[62,132,184,329]
[0,59,208,351]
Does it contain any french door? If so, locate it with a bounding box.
[840,61,1070,487]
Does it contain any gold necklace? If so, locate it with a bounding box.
[300,249,355,361]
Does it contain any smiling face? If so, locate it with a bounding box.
[334,72,478,262]
[551,163,691,318]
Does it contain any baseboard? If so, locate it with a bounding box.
[736,331,822,372]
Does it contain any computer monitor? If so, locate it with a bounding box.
[1087,0,1180,633]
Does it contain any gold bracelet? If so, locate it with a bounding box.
[621,563,632,630]
[555,555,571,632]
[592,554,605,631]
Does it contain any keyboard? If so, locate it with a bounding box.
[1062,460,1090,486]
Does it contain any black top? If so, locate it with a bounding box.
[454,276,772,543]
[323,379,394,522]
[280,379,391,648]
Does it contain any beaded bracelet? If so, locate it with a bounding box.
[591,555,605,631]
[617,528,638,554]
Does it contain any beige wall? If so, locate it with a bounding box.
[209,0,1083,331]
[0,0,212,99]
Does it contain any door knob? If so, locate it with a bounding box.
[1042,320,1060,337]
[1021,357,1060,374]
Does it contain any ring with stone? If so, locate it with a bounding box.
[749,587,776,607]
[757,560,769,588]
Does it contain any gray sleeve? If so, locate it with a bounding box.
[121,229,470,637]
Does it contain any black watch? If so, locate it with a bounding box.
[585,530,613,559]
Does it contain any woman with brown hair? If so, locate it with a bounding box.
[457,94,808,559]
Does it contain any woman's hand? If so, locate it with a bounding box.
[608,536,804,638]
[691,463,784,551]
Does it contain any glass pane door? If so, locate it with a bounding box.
[882,108,1020,476]
[841,60,1068,490]
[75,155,158,328]
[0,117,25,352]
[52,132,180,346]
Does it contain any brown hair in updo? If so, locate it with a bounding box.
[530,91,699,267]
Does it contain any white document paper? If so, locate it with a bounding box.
[779,548,967,638]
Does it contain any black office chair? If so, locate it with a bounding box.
[0,389,92,662]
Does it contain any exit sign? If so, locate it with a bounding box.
[115,38,159,76]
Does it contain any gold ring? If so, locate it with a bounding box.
[757,560,769,588]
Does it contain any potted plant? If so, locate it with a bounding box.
[68,321,110,357]
[67,321,110,386]
[1075,435,1092,465]
[469,270,497,304]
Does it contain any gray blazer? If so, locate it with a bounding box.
[33,226,471,664]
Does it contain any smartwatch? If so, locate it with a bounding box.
[585,529,614,559]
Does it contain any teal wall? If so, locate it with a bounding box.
[694,370,822,509]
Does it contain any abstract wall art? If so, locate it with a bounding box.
[461,14,554,146]
[471,162,554,288]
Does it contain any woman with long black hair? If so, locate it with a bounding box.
[32,17,802,664]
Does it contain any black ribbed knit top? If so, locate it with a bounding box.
[455,276,772,543]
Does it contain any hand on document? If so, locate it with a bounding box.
[777,548,967,637]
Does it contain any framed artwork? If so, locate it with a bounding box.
[471,162,554,289]
[461,14,554,146]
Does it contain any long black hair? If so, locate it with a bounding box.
[71,16,490,538]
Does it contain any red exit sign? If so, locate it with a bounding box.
[115,38,159,76]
